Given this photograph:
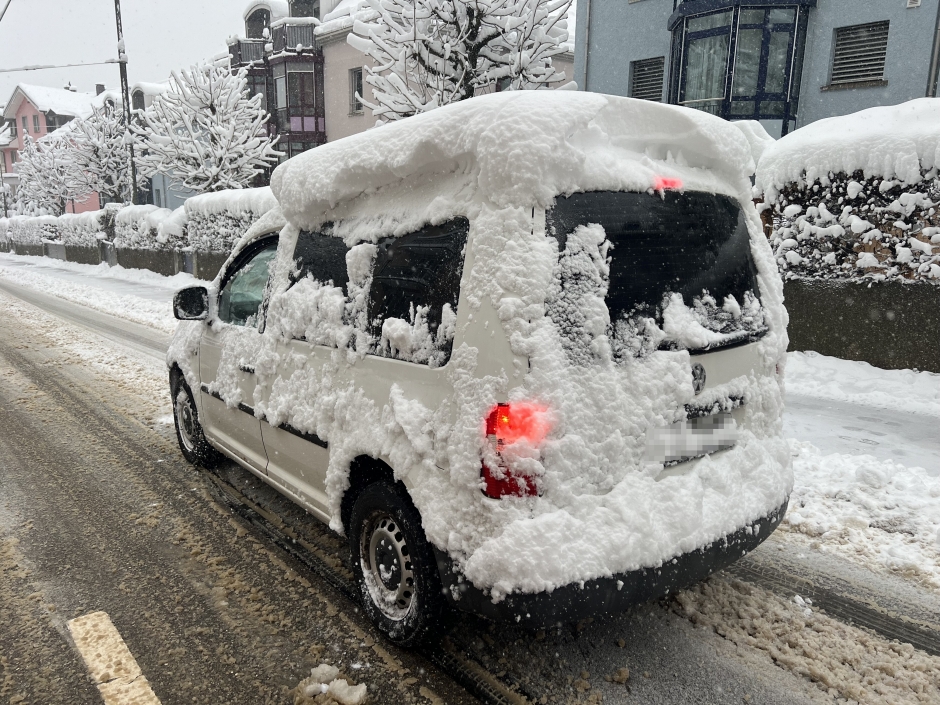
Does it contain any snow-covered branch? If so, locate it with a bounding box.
[132,63,282,193]
[349,0,571,122]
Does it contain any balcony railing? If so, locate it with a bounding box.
[272,21,318,53]
[229,39,266,66]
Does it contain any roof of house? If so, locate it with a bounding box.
[1,83,98,121]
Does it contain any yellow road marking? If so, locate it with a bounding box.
[67,611,162,705]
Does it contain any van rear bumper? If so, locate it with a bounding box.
[433,499,788,628]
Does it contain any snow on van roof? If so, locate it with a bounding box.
[756,98,940,199]
[271,90,754,229]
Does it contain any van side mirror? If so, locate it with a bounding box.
[173,286,209,320]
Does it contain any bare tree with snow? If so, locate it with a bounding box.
[14,134,81,216]
[348,0,572,122]
[69,101,142,205]
[132,63,281,193]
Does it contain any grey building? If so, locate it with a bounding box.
[574,0,940,137]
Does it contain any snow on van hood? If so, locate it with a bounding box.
[271,90,755,226]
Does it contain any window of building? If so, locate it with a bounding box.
[674,4,806,134]
[9,120,16,138]
[349,68,363,114]
[291,0,320,18]
[829,21,889,87]
[21,116,27,133]
[33,115,40,133]
[132,90,146,112]
[246,8,270,38]
[247,73,268,109]
[630,57,665,101]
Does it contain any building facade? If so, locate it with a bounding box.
[574,0,940,137]
[1,83,101,213]
[229,0,575,161]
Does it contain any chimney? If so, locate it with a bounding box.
[96,84,105,95]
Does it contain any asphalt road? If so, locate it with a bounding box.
[1,276,937,705]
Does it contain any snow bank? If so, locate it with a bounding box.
[757,99,940,200]
[783,440,940,590]
[185,187,278,253]
[787,351,940,418]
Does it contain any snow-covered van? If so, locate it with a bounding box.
[167,91,792,645]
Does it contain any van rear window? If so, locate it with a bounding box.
[546,190,767,358]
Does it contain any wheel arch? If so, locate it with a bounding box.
[340,455,398,535]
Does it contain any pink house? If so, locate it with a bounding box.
[1,83,102,214]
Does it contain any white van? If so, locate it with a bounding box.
[168,91,792,645]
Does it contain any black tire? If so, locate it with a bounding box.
[171,377,224,468]
[349,481,444,647]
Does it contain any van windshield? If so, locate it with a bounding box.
[546,190,767,358]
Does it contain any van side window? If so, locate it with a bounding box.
[291,229,349,290]
[368,217,469,367]
[218,241,279,327]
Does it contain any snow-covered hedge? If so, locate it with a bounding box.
[184,187,277,252]
[757,99,940,282]
[113,204,187,250]
[56,210,109,247]
[3,215,58,245]
[0,188,272,254]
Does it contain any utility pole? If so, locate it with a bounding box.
[0,158,7,218]
[113,0,138,205]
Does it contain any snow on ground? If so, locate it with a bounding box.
[788,350,940,418]
[0,253,204,334]
[782,440,940,590]
[677,576,940,704]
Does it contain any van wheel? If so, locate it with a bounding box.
[172,379,223,468]
[349,482,444,647]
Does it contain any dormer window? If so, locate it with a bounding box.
[132,89,146,112]
[246,8,270,39]
[290,0,320,19]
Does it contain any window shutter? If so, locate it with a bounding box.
[630,57,665,102]
[831,21,889,85]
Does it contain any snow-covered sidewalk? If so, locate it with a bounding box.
[0,252,937,590]
[0,252,205,334]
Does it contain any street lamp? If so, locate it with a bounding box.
[113,0,138,205]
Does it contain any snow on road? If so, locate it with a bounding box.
[0,252,937,593]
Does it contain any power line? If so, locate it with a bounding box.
[0,59,119,74]
[0,0,14,25]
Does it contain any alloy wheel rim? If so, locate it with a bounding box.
[175,390,197,453]
[361,512,415,621]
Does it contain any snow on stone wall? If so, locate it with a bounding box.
[757,99,940,283]
[184,187,277,253]
[762,170,940,282]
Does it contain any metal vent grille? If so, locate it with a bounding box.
[630,57,665,102]
[831,21,889,85]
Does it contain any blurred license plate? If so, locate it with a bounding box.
[644,411,738,466]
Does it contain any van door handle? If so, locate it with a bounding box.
[239,365,255,374]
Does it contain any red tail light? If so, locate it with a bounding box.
[481,402,551,499]
[654,176,683,191]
